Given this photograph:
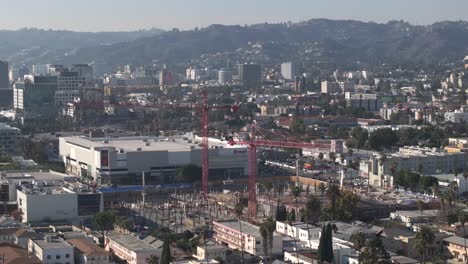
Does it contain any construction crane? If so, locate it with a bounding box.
[114,91,239,196]
[229,124,334,217]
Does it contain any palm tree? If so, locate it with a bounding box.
[449,181,459,205]
[234,203,245,264]
[287,210,300,261]
[259,223,269,263]
[291,185,302,215]
[327,184,341,220]
[414,225,435,264]
[305,195,321,256]
[459,211,468,263]
[318,152,324,161]
[259,217,277,264]
[463,171,468,199]
[416,199,425,226]
[318,183,326,206]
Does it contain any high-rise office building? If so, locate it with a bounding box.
[281,62,297,80]
[238,64,262,88]
[0,60,12,108]
[14,76,57,114]
[218,69,232,84]
[0,60,8,88]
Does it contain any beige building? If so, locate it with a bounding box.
[105,232,160,264]
[67,237,111,264]
[195,241,226,262]
[321,81,341,94]
[444,236,468,263]
[213,220,282,256]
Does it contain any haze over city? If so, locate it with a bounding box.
[2,1,468,264]
[1,0,468,31]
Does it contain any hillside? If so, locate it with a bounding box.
[4,19,468,70]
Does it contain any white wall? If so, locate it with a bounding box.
[17,190,78,223]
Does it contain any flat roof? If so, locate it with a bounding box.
[62,135,246,153]
[32,237,73,250]
[106,232,159,252]
[214,220,262,238]
[1,171,75,183]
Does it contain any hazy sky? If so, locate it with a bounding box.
[1,0,468,31]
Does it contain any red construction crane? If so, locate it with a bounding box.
[229,124,333,217]
[114,91,238,196]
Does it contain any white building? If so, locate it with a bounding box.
[345,92,380,111]
[445,106,468,123]
[29,236,75,264]
[213,220,282,256]
[59,134,248,185]
[390,210,440,228]
[321,81,341,94]
[105,232,160,264]
[218,70,232,84]
[361,147,467,187]
[17,184,103,224]
[276,221,321,248]
[195,241,226,262]
[281,62,297,80]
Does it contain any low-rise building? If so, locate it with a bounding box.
[59,134,248,185]
[67,237,111,264]
[105,231,160,264]
[213,220,282,256]
[444,235,468,263]
[390,210,440,227]
[345,92,381,111]
[195,241,226,262]
[17,184,103,224]
[0,242,41,264]
[28,236,74,264]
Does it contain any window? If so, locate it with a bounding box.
[56,255,60,259]
[47,255,51,260]
[66,253,70,258]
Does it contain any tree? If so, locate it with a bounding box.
[464,170,468,199]
[359,236,392,264]
[318,223,334,263]
[414,225,435,264]
[305,195,321,224]
[326,184,341,219]
[92,211,117,243]
[318,152,324,161]
[328,152,336,163]
[176,164,202,183]
[160,237,172,264]
[368,128,398,150]
[259,223,269,263]
[235,203,245,264]
[275,202,287,221]
[318,183,326,205]
[260,217,276,264]
[291,118,306,133]
[350,231,366,251]
[347,126,368,150]
[146,255,159,264]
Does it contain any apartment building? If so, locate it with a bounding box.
[213,220,282,256]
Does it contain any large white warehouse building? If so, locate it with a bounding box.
[59,134,249,185]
